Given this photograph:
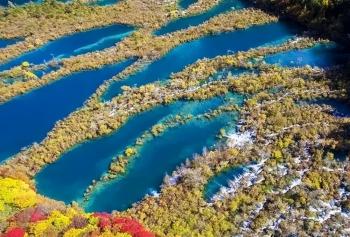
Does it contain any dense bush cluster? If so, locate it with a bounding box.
[249,0,350,44]
[0,177,154,236]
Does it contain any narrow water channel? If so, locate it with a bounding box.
[0,24,134,71]
[102,22,300,101]
[35,96,232,203]
[265,43,350,68]
[179,0,197,9]
[155,0,247,35]
[0,38,20,48]
[0,59,134,161]
[85,111,238,212]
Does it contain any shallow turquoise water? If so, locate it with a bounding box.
[85,112,237,212]
[0,59,134,162]
[93,0,118,6]
[204,166,245,201]
[2,0,348,214]
[155,0,247,35]
[0,24,133,71]
[102,22,299,101]
[179,0,197,9]
[265,43,350,68]
[35,96,228,203]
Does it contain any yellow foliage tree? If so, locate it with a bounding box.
[0,177,37,211]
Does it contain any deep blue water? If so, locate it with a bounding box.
[0,24,133,71]
[309,99,350,118]
[155,0,247,36]
[0,59,134,162]
[85,112,237,212]
[179,0,197,9]
[265,43,350,68]
[102,22,300,101]
[35,96,228,203]
[204,166,245,201]
[0,38,20,48]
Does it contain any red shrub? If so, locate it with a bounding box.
[113,217,155,237]
[30,209,46,222]
[134,231,156,237]
[3,228,25,237]
[93,212,112,229]
[92,213,154,237]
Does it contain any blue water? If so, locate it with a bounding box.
[0,24,134,72]
[0,0,33,6]
[0,59,134,162]
[204,166,245,201]
[0,38,20,48]
[33,65,59,77]
[309,99,350,118]
[179,0,197,9]
[93,0,118,6]
[35,96,227,203]
[155,0,247,36]
[85,112,236,212]
[102,22,300,101]
[265,43,350,68]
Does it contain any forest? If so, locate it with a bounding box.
[250,0,350,43]
[0,0,349,236]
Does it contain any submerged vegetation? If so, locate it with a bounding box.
[0,0,349,236]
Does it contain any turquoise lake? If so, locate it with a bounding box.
[0,59,134,162]
[0,24,133,71]
[35,96,228,203]
[155,0,247,35]
[102,22,300,101]
[85,112,237,212]
[204,166,245,201]
[1,0,348,214]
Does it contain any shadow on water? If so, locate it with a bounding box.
[303,98,350,161]
[0,59,134,162]
[307,98,350,118]
[155,0,247,36]
[102,22,300,101]
[0,24,134,71]
[264,43,350,68]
